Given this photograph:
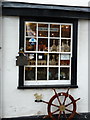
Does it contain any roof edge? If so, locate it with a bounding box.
[2,1,90,13]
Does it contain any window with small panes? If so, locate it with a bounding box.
[18,17,78,88]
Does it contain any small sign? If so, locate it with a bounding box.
[38,27,48,31]
[38,27,59,32]
[50,28,59,32]
[61,54,70,60]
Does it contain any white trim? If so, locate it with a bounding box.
[24,80,71,85]
[24,51,72,54]
[25,21,72,25]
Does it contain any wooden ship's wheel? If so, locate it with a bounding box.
[35,88,80,120]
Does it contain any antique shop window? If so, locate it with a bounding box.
[19,17,78,88]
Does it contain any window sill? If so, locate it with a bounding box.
[17,85,78,89]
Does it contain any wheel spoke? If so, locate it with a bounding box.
[65,101,73,107]
[63,111,67,119]
[51,108,60,114]
[63,96,67,105]
[75,98,80,102]
[65,108,73,113]
[58,111,61,120]
[63,88,70,105]
[51,103,59,108]
[42,100,59,108]
[66,88,70,94]
[53,88,61,105]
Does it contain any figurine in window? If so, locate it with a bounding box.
[61,40,70,52]
[51,40,57,52]
[61,42,65,52]
[57,40,60,52]
[64,40,70,52]
[49,55,56,65]
[25,67,35,80]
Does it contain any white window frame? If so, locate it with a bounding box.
[24,21,73,86]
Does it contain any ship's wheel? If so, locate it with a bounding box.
[41,88,80,120]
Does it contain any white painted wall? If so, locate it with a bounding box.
[2,16,88,118]
[70,20,88,113]
[88,20,90,112]
[0,16,2,119]
[3,0,90,7]
[0,0,3,117]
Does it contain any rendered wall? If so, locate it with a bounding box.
[2,16,88,118]
[3,0,90,6]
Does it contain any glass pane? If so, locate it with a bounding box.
[61,25,71,38]
[26,23,36,37]
[26,38,36,51]
[37,53,47,65]
[60,54,70,66]
[38,38,48,51]
[25,53,36,65]
[61,39,71,52]
[37,67,47,80]
[50,39,60,52]
[38,24,48,37]
[49,54,59,65]
[50,24,60,37]
[60,68,69,80]
[25,67,35,80]
[49,67,58,80]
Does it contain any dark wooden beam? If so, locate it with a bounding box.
[2,2,90,19]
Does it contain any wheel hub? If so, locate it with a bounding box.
[59,105,65,112]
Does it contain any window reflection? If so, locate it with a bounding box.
[25,67,35,80]
[26,23,36,37]
[38,38,48,51]
[60,68,69,80]
[38,24,48,37]
[49,67,58,80]
[50,24,60,37]
[61,25,71,38]
[37,67,47,80]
